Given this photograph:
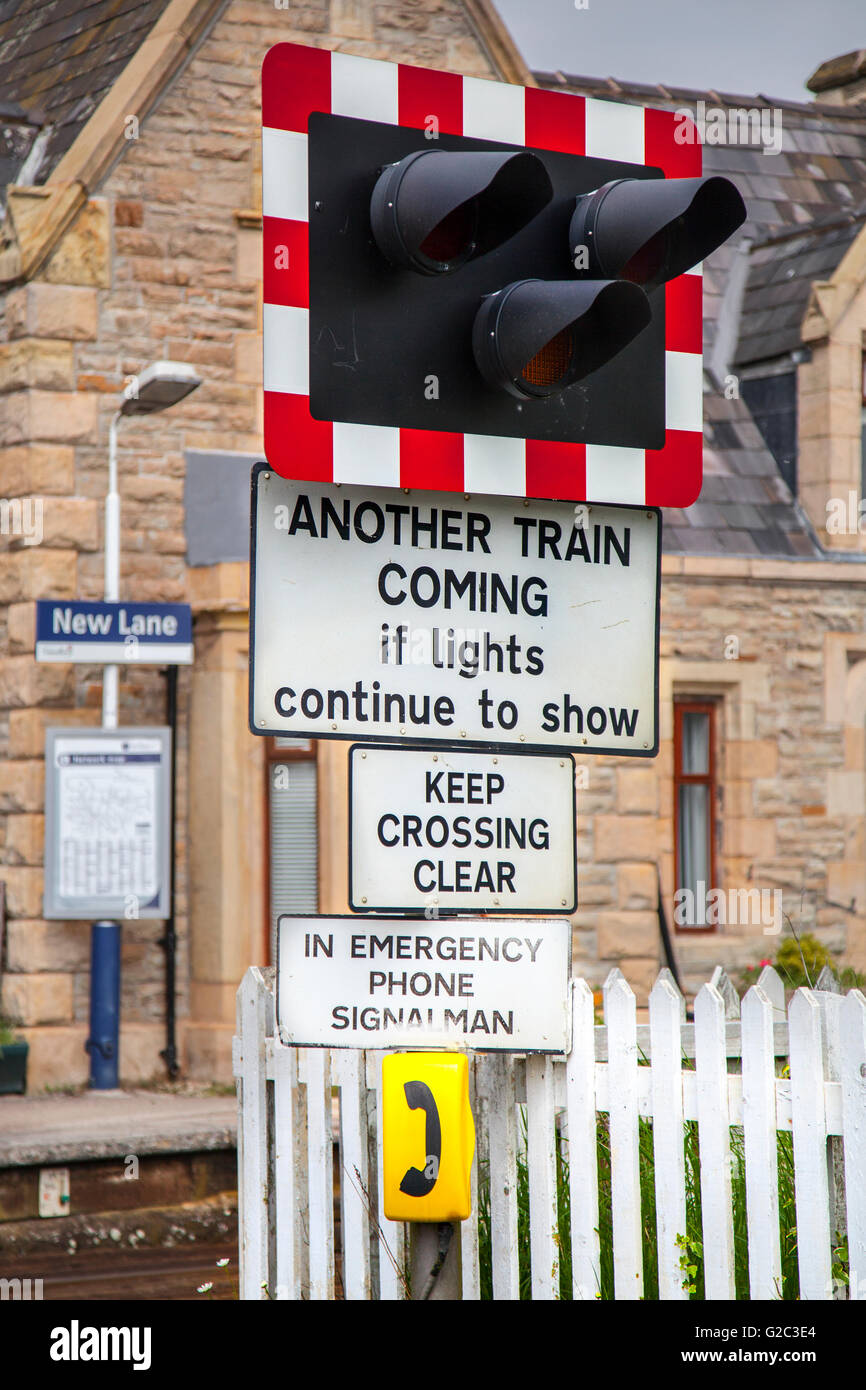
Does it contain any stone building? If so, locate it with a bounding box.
[1,0,866,1089]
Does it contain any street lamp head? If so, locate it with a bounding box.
[120,360,202,416]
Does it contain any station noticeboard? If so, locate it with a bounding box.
[43,727,171,921]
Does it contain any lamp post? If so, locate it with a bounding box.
[89,361,201,1091]
[102,361,202,728]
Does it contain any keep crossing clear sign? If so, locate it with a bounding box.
[349,745,576,914]
[249,466,660,755]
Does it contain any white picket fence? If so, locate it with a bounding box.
[233,962,866,1301]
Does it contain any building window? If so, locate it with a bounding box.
[265,738,318,964]
[674,701,717,931]
[740,372,797,495]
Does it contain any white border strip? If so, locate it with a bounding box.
[333,422,401,487]
[584,98,645,165]
[331,52,399,124]
[665,351,704,433]
[263,303,309,394]
[585,444,646,505]
[262,127,308,222]
[464,434,526,497]
[462,76,525,144]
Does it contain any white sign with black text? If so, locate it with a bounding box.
[250,467,660,755]
[349,744,576,913]
[277,916,571,1053]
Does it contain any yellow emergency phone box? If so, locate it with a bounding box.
[381,1052,475,1222]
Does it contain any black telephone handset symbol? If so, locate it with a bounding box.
[399,1079,442,1198]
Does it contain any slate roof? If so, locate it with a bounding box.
[735,206,866,367]
[534,69,866,559]
[0,0,173,201]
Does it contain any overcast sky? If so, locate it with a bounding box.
[495,0,865,102]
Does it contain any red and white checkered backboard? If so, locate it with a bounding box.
[261,42,703,507]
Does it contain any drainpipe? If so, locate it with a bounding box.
[160,664,180,1078]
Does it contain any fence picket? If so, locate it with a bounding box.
[236,968,273,1301]
[741,985,782,1299]
[757,965,786,1023]
[694,983,736,1299]
[816,991,847,1266]
[605,973,643,1299]
[526,1054,560,1300]
[370,1053,409,1300]
[649,973,687,1300]
[485,1052,521,1300]
[331,1048,372,1301]
[566,979,600,1300]
[299,1047,335,1301]
[271,1037,302,1299]
[841,991,866,1300]
[789,989,833,1300]
[710,966,741,1020]
[460,1056,482,1300]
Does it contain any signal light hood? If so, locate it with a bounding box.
[472,278,652,401]
[371,149,553,275]
[569,174,747,289]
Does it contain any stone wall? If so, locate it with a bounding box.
[0,0,508,1089]
[574,559,866,1001]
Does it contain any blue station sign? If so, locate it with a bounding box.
[35,600,194,665]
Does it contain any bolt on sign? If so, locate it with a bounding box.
[261,42,744,507]
[276,916,571,1053]
[249,468,660,756]
[349,745,577,913]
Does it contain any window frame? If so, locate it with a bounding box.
[263,737,318,965]
[673,699,719,934]
[860,349,866,505]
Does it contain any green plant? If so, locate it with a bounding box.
[476,1111,803,1300]
[775,933,835,989]
[0,1014,23,1052]
[738,932,866,996]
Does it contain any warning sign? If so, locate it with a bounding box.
[349,745,576,913]
[277,916,571,1053]
[249,468,660,756]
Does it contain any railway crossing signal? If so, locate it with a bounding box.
[262,43,745,506]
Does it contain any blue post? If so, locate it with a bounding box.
[88,921,121,1089]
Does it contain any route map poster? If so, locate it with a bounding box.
[43,727,172,920]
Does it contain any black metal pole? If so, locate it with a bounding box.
[160,665,180,1078]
